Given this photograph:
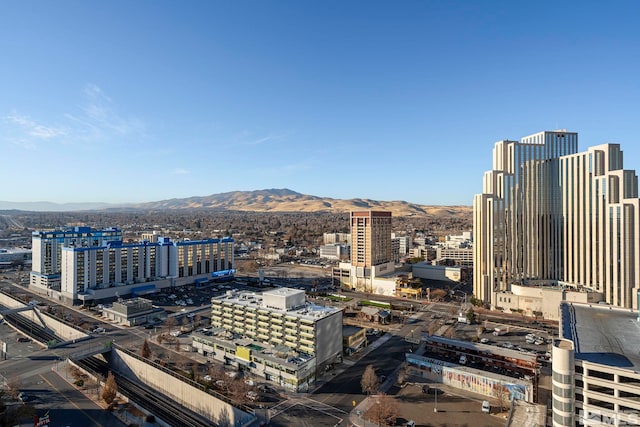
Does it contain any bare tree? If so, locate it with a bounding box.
[164,316,176,334]
[427,321,439,336]
[102,371,118,404]
[361,364,380,396]
[228,378,251,404]
[141,339,152,359]
[444,327,456,339]
[368,393,399,427]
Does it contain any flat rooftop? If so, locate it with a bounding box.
[213,289,341,320]
[560,302,640,369]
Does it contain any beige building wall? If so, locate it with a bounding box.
[474,131,640,310]
[494,284,602,320]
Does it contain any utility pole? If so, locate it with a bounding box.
[434,387,438,412]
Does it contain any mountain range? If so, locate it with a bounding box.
[0,189,471,217]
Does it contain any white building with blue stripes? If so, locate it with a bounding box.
[30,227,234,304]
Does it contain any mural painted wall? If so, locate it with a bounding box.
[406,354,532,402]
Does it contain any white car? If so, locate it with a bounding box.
[203,375,212,382]
[92,327,106,334]
[480,338,489,344]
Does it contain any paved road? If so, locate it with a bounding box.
[0,323,126,427]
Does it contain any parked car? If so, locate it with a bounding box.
[92,327,106,334]
[482,400,491,413]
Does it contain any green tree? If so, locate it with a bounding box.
[466,308,477,324]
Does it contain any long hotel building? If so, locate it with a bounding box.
[474,131,640,309]
[30,227,234,304]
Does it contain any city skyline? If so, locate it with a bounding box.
[2,1,640,205]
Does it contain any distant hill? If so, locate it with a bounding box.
[129,188,471,218]
[0,201,116,212]
[0,189,472,218]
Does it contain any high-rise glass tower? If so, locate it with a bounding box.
[474,130,640,309]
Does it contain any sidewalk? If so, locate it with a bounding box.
[346,318,426,427]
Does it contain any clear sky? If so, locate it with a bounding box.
[2,1,640,206]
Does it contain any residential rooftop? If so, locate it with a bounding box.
[560,302,640,369]
[212,289,341,321]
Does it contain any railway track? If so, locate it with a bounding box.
[78,356,215,427]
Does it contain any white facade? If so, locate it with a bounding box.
[207,289,343,391]
[0,248,31,263]
[474,131,640,309]
[436,247,473,267]
[43,232,233,303]
[30,227,123,289]
[391,234,412,256]
[494,283,602,320]
[319,243,349,260]
[323,232,350,245]
[412,262,461,282]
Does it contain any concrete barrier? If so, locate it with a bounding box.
[107,347,256,427]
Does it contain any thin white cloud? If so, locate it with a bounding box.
[79,83,145,137]
[171,168,190,175]
[2,83,146,150]
[5,113,66,140]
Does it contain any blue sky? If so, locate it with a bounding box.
[2,1,640,206]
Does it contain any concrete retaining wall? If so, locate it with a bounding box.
[0,292,87,341]
[107,348,255,427]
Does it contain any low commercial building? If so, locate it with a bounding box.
[319,243,349,260]
[0,248,32,264]
[101,297,165,326]
[412,263,462,282]
[406,353,534,403]
[407,335,539,403]
[494,284,602,320]
[552,302,640,427]
[435,247,473,267]
[343,325,366,355]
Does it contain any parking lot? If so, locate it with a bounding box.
[451,319,555,364]
[388,383,505,427]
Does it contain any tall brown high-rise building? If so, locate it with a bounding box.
[350,210,392,269]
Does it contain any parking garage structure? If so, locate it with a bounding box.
[406,334,539,402]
